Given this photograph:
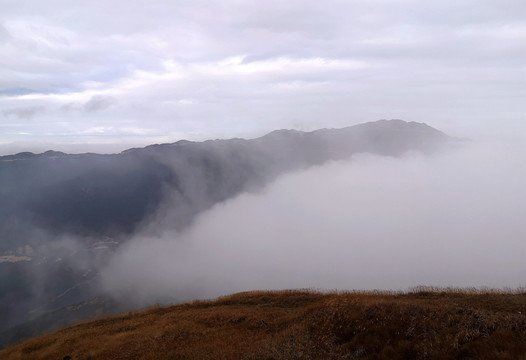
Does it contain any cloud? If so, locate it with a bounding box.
[83,95,115,112]
[3,105,46,119]
[101,141,526,305]
[0,88,39,96]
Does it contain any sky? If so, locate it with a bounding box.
[1,0,525,154]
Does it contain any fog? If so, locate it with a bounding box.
[101,140,526,304]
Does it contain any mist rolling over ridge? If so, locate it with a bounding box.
[0,119,524,348]
[102,139,526,305]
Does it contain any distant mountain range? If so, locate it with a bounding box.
[0,119,453,347]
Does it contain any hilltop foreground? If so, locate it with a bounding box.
[1,289,525,360]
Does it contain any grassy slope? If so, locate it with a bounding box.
[1,289,526,360]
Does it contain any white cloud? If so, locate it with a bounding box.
[4,18,76,48]
[194,56,369,75]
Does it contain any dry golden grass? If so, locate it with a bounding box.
[1,288,526,359]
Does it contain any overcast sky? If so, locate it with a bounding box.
[1,0,525,154]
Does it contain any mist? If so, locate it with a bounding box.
[101,140,526,305]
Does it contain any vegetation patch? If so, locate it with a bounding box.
[1,289,525,359]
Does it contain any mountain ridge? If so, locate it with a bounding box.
[0,119,448,160]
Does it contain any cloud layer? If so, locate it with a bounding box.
[101,141,526,304]
[1,0,526,153]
